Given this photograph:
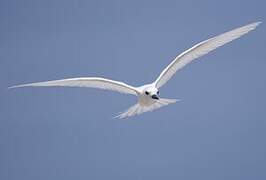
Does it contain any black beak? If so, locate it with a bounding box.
[151,94,159,100]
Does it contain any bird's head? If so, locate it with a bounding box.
[144,87,159,100]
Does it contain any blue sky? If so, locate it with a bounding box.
[1,0,266,179]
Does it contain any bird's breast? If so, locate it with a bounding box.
[138,95,156,107]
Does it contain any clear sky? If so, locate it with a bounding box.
[1,0,266,179]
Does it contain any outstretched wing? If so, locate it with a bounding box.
[155,22,261,88]
[9,77,139,95]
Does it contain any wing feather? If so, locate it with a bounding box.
[155,22,261,88]
[9,77,138,95]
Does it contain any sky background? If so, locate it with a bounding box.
[1,0,266,179]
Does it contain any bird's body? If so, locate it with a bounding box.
[10,22,261,118]
[137,84,158,106]
[116,84,178,118]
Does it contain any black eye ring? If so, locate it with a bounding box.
[145,91,149,95]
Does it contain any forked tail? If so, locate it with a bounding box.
[115,98,179,119]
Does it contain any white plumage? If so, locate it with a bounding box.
[10,22,261,118]
[154,22,261,88]
[10,77,138,95]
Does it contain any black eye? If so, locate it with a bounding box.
[157,91,159,94]
[145,91,149,95]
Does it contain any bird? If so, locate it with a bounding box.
[9,22,261,118]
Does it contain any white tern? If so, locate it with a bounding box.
[10,22,261,118]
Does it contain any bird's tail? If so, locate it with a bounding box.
[115,98,179,119]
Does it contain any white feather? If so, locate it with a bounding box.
[116,98,178,119]
[155,22,261,88]
[9,77,139,95]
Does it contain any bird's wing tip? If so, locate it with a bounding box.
[248,21,262,28]
[243,21,262,30]
[253,21,262,26]
[8,85,19,89]
[8,84,27,89]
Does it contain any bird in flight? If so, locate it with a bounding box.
[10,22,261,118]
